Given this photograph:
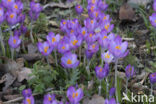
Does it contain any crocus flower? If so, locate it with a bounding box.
[87,0,98,5]
[37,41,53,56]
[60,19,67,32]
[61,52,80,69]
[6,11,17,26]
[101,51,114,64]
[98,0,108,11]
[153,0,156,12]
[85,32,98,44]
[84,18,97,32]
[67,19,79,30]
[2,0,15,9]
[67,86,83,104]
[8,35,21,48]
[22,89,32,97]
[69,35,83,50]
[149,13,156,28]
[43,94,55,104]
[29,10,40,21]
[46,32,61,48]
[57,39,70,54]
[125,64,135,79]
[103,21,114,33]
[12,1,23,14]
[85,43,99,59]
[88,10,100,19]
[109,35,129,59]
[18,13,26,24]
[0,6,5,24]
[75,4,83,15]
[87,4,97,13]
[99,14,110,23]
[30,1,42,13]
[20,25,27,34]
[80,27,88,39]
[109,87,116,97]
[98,31,109,49]
[95,63,109,80]
[23,96,35,104]
[149,72,156,84]
[14,30,21,36]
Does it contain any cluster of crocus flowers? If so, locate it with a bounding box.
[43,94,63,104]
[67,86,83,104]
[22,89,35,104]
[149,0,156,28]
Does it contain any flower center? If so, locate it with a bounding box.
[14,5,18,9]
[48,97,52,101]
[91,6,94,12]
[10,14,14,19]
[103,16,107,20]
[89,33,93,37]
[103,36,107,40]
[62,46,65,49]
[78,5,80,8]
[96,12,98,17]
[82,30,86,35]
[91,20,94,24]
[152,74,155,77]
[115,45,121,50]
[72,40,78,46]
[7,0,11,2]
[27,98,31,104]
[13,39,16,44]
[67,59,72,64]
[105,24,109,30]
[72,93,75,98]
[44,46,49,53]
[92,0,95,4]
[105,53,110,59]
[52,37,56,43]
[63,22,66,25]
[75,92,78,97]
[71,30,74,33]
[92,44,95,49]
[99,68,103,72]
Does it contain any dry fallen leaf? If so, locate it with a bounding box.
[128,0,151,6]
[119,3,135,21]
[83,95,105,104]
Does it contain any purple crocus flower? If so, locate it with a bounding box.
[12,1,23,14]
[98,0,108,11]
[67,86,83,104]
[67,19,79,30]
[22,89,32,97]
[80,27,88,39]
[6,11,17,26]
[88,10,100,19]
[75,4,83,14]
[23,96,35,104]
[101,51,114,64]
[103,21,114,33]
[109,87,116,97]
[43,94,55,104]
[20,25,27,34]
[29,10,40,21]
[125,64,135,79]
[149,72,156,84]
[84,18,97,32]
[149,13,156,28]
[98,31,109,49]
[85,32,98,44]
[61,52,80,69]
[0,6,5,24]
[2,0,15,9]
[109,35,129,59]
[153,0,156,12]
[87,4,97,13]
[69,35,83,50]
[46,32,61,48]
[99,13,110,23]
[60,19,67,32]
[8,35,21,48]
[87,0,98,5]
[14,30,21,36]
[18,13,25,23]
[37,41,53,56]
[85,43,99,59]
[30,1,42,13]
[57,39,70,54]
[95,63,109,80]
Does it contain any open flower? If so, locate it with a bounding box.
[6,11,17,26]
[57,38,70,54]
[95,63,109,80]
[37,41,53,56]
[22,89,32,97]
[67,86,83,104]
[109,35,129,59]
[109,87,116,97]
[103,21,114,33]
[149,13,156,28]
[149,72,156,84]
[0,6,5,24]
[101,51,114,64]
[30,1,42,13]
[85,32,98,44]
[2,0,15,9]
[98,31,109,49]
[98,0,108,11]
[43,94,55,104]
[46,32,61,48]
[8,35,21,48]
[84,18,97,32]
[69,35,83,50]
[61,52,79,69]
[125,64,135,79]
[18,13,26,24]
[75,4,83,15]
[23,96,35,104]
[12,1,23,14]
[85,43,99,59]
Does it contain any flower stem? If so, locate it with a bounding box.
[106,77,109,98]
[11,48,14,60]
[126,78,129,95]
[0,26,5,56]
[30,20,34,43]
[98,80,102,96]
[115,59,119,102]
[54,49,58,66]
[79,45,81,61]
[151,84,153,96]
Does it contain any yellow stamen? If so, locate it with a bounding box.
[155,20,156,23]
[27,98,31,104]
[92,44,95,49]
[48,97,52,101]
[13,39,16,44]
[78,5,80,8]
[91,6,94,12]
[52,37,56,43]
[89,33,93,37]
[10,14,14,19]
[63,22,66,25]
[67,59,72,64]
[44,46,49,53]
[99,68,102,72]
[62,46,65,49]
[72,40,78,46]
[103,36,107,40]
[14,5,18,9]
[115,45,121,50]
[71,30,74,33]
[105,53,110,59]
[105,24,109,30]
[92,0,95,4]
[8,0,11,2]
[72,93,75,98]
[91,20,94,24]
[75,92,78,97]
[152,74,155,77]
[103,16,107,20]
[96,12,98,17]
[82,30,86,35]
[72,21,75,24]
